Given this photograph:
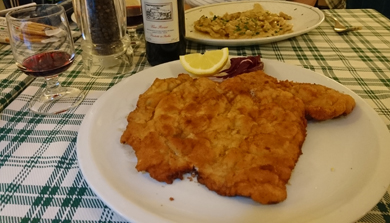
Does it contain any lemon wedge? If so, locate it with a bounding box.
[180,47,229,76]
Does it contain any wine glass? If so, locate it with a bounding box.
[126,0,143,48]
[6,4,84,115]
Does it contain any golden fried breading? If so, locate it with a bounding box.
[278,81,356,120]
[120,70,355,204]
[120,74,197,183]
[223,70,356,120]
[120,73,307,204]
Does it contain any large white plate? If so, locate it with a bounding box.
[185,1,325,46]
[77,59,390,223]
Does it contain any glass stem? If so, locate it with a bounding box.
[44,75,64,98]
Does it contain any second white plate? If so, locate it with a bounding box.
[185,1,325,46]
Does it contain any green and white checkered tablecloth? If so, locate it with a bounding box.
[0,43,34,112]
[1,8,390,223]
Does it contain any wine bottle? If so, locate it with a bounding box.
[142,0,186,66]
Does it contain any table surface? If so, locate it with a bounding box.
[1,8,390,223]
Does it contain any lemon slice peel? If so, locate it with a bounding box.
[180,47,229,76]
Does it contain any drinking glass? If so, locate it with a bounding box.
[126,0,143,47]
[7,4,85,115]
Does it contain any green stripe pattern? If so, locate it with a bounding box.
[1,9,390,223]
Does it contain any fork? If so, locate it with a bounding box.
[325,13,362,33]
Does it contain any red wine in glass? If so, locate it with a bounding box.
[19,51,74,77]
[126,0,143,48]
[6,4,84,115]
[126,5,143,27]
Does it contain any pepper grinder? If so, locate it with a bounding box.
[77,0,133,77]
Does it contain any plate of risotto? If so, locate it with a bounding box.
[185,1,324,46]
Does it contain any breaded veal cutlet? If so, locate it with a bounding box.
[224,70,355,121]
[120,70,355,204]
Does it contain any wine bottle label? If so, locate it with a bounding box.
[142,0,180,44]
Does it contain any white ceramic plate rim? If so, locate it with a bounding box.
[185,1,325,46]
[77,59,390,223]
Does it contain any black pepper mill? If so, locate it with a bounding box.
[77,0,133,77]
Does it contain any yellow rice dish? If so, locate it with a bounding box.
[194,3,293,39]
